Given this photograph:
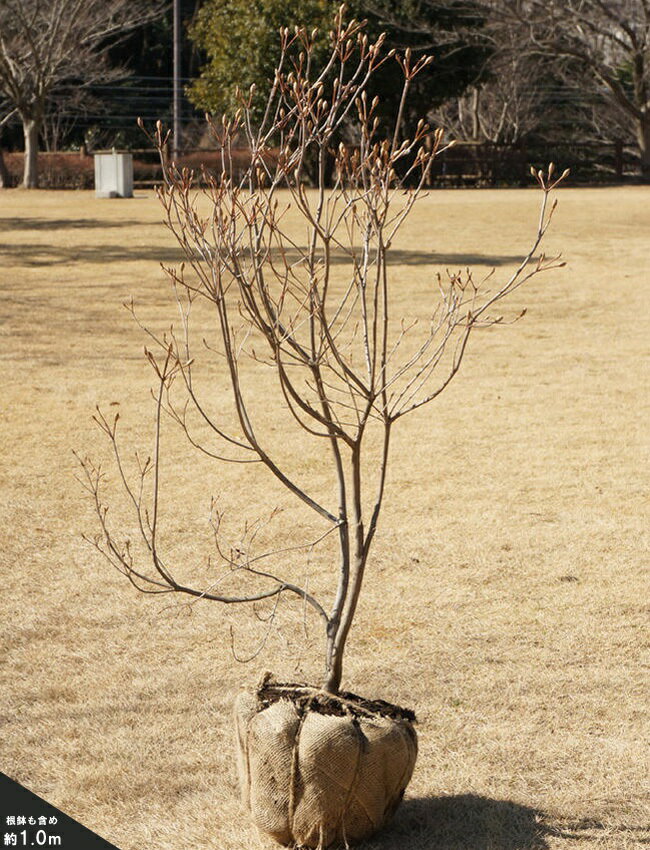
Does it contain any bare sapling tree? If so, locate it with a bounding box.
[0,0,162,188]
[78,9,567,696]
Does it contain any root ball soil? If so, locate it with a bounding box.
[235,676,418,848]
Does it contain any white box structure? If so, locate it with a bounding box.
[94,152,133,198]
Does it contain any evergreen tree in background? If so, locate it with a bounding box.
[188,0,490,142]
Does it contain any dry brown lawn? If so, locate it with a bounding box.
[0,186,648,850]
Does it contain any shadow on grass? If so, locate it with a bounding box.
[361,795,549,849]
[362,795,650,849]
[0,242,185,266]
[0,217,143,231]
[0,240,524,269]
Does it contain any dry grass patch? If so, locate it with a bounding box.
[0,186,648,849]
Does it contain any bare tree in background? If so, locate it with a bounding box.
[0,0,162,188]
[40,88,102,153]
[491,0,650,176]
[78,12,566,695]
[430,49,549,144]
[355,1,539,143]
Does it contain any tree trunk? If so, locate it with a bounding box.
[322,447,368,695]
[471,87,481,142]
[21,117,39,188]
[0,149,8,188]
[323,555,363,695]
[637,114,650,181]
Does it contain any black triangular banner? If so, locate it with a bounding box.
[0,773,122,850]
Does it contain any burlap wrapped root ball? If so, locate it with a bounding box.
[235,684,418,848]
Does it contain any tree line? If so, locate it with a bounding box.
[1,0,649,187]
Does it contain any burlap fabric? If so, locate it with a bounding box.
[234,690,418,848]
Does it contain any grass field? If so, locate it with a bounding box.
[0,186,648,850]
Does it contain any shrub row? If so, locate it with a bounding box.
[0,142,638,189]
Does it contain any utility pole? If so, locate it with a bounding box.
[172,0,181,160]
